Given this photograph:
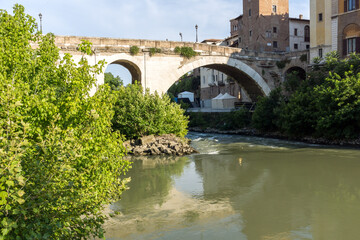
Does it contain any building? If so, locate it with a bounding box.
[289,16,311,51]
[237,0,290,52]
[310,0,333,60]
[332,0,360,57]
[310,0,360,61]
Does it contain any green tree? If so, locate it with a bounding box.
[105,72,124,90]
[0,5,130,239]
[112,83,189,139]
[252,88,285,131]
[313,71,360,138]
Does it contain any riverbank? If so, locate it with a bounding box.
[189,127,360,148]
[123,134,198,156]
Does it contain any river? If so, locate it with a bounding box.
[104,132,360,240]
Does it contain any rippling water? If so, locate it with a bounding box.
[104,132,360,240]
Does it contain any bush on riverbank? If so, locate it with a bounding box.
[0,5,130,239]
[112,83,189,140]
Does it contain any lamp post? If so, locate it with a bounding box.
[195,24,198,42]
[39,13,42,32]
[179,32,183,41]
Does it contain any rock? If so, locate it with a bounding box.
[139,135,156,146]
[126,134,197,156]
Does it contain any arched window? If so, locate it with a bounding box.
[304,26,310,42]
[343,23,360,56]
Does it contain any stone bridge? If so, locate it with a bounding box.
[55,36,309,101]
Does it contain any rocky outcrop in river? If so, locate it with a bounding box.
[123,134,198,156]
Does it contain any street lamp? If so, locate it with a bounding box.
[195,24,198,43]
[39,13,42,32]
[179,32,183,41]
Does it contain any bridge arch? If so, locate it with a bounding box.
[169,56,271,101]
[284,66,306,80]
[102,54,143,85]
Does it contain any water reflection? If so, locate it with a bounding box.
[104,133,360,240]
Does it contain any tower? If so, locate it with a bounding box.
[238,0,290,52]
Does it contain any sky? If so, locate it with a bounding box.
[1,0,309,85]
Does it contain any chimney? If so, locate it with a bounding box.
[299,14,303,19]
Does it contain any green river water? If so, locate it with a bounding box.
[104,132,360,240]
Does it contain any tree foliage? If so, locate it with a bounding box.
[104,72,124,90]
[112,83,189,140]
[0,5,130,239]
[251,88,285,131]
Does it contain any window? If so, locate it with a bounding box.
[273,27,277,33]
[319,48,323,58]
[347,38,356,54]
[294,43,298,49]
[239,37,242,43]
[306,44,310,49]
[272,5,277,13]
[249,9,251,16]
[304,26,310,42]
[249,30,252,37]
[294,28,298,36]
[266,31,271,38]
[318,13,323,21]
[273,41,278,48]
[348,0,356,11]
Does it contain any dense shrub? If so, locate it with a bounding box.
[0,5,130,239]
[112,83,189,139]
[251,88,285,131]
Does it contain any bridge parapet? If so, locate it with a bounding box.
[55,36,244,56]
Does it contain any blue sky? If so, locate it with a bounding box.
[1,0,309,84]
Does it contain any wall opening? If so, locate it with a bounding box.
[104,60,142,87]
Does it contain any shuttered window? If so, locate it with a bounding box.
[343,37,360,56]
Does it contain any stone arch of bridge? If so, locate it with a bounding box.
[169,56,271,101]
[284,66,306,80]
[103,54,142,85]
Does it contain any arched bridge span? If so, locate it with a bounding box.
[55,36,308,100]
